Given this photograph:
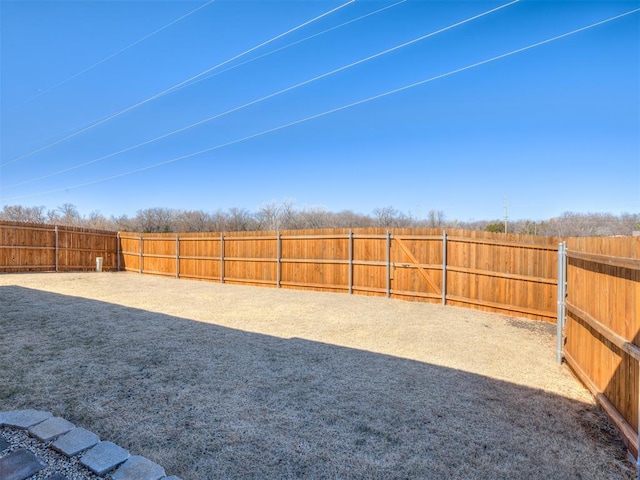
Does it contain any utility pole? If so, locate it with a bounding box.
[503,197,509,234]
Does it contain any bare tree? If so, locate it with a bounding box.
[47,203,82,226]
[291,206,334,229]
[227,207,256,232]
[256,201,283,231]
[427,210,445,228]
[511,220,537,235]
[85,210,116,230]
[0,205,47,223]
[176,210,215,232]
[111,215,135,232]
[208,210,229,232]
[333,210,374,228]
[134,208,178,233]
[255,198,298,230]
[2,201,637,236]
[372,206,411,228]
[278,199,297,229]
[621,213,640,234]
[373,206,397,227]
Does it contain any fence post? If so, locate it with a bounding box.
[348,230,353,294]
[442,230,447,305]
[175,234,180,279]
[139,234,143,274]
[117,232,121,271]
[556,241,567,364]
[386,230,391,298]
[54,225,59,272]
[276,231,281,288]
[220,233,225,284]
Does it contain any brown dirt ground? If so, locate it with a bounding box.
[0,272,635,479]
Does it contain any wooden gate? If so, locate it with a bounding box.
[389,234,443,302]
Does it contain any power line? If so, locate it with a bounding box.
[1,0,409,190]
[3,0,401,179]
[0,0,356,168]
[4,7,638,202]
[178,0,410,92]
[4,0,216,112]
[1,0,518,191]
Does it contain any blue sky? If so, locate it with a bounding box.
[1,0,638,222]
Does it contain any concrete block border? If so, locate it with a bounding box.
[0,410,180,480]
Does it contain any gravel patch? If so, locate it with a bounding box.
[0,427,102,480]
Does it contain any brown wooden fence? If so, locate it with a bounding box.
[562,236,640,457]
[0,221,119,272]
[4,220,640,464]
[119,228,559,321]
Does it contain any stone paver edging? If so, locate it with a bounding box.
[0,410,180,480]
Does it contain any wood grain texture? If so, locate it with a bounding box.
[1,221,118,272]
[564,236,640,453]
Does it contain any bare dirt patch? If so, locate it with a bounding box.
[0,272,634,479]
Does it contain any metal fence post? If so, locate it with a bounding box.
[139,234,143,274]
[175,234,180,279]
[442,230,447,305]
[556,241,567,364]
[386,230,391,298]
[220,233,225,284]
[276,231,281,288]
[348,230,353,294]
[54,225,59,272]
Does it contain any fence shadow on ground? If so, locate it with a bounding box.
[0,286,633,479]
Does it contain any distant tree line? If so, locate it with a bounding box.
[1,201,638,237]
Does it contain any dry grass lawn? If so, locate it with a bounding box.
[0,272,634,479]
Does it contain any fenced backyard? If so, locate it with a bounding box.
[1,220,638,476]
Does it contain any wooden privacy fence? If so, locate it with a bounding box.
[4,220,640,467]
[558,236,640,461]
[119,228,559,321]
[0,221,119,272]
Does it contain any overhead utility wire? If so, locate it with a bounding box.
[179,0,409,91]
[5,0,216,112]
[6,7,638,202]
[3,0,408,190]
[1,0,356,168]
[5,1,405,161]
[1,0,516,191]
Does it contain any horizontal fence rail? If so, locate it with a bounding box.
[0,221,119,272]
[119,228,559,321]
